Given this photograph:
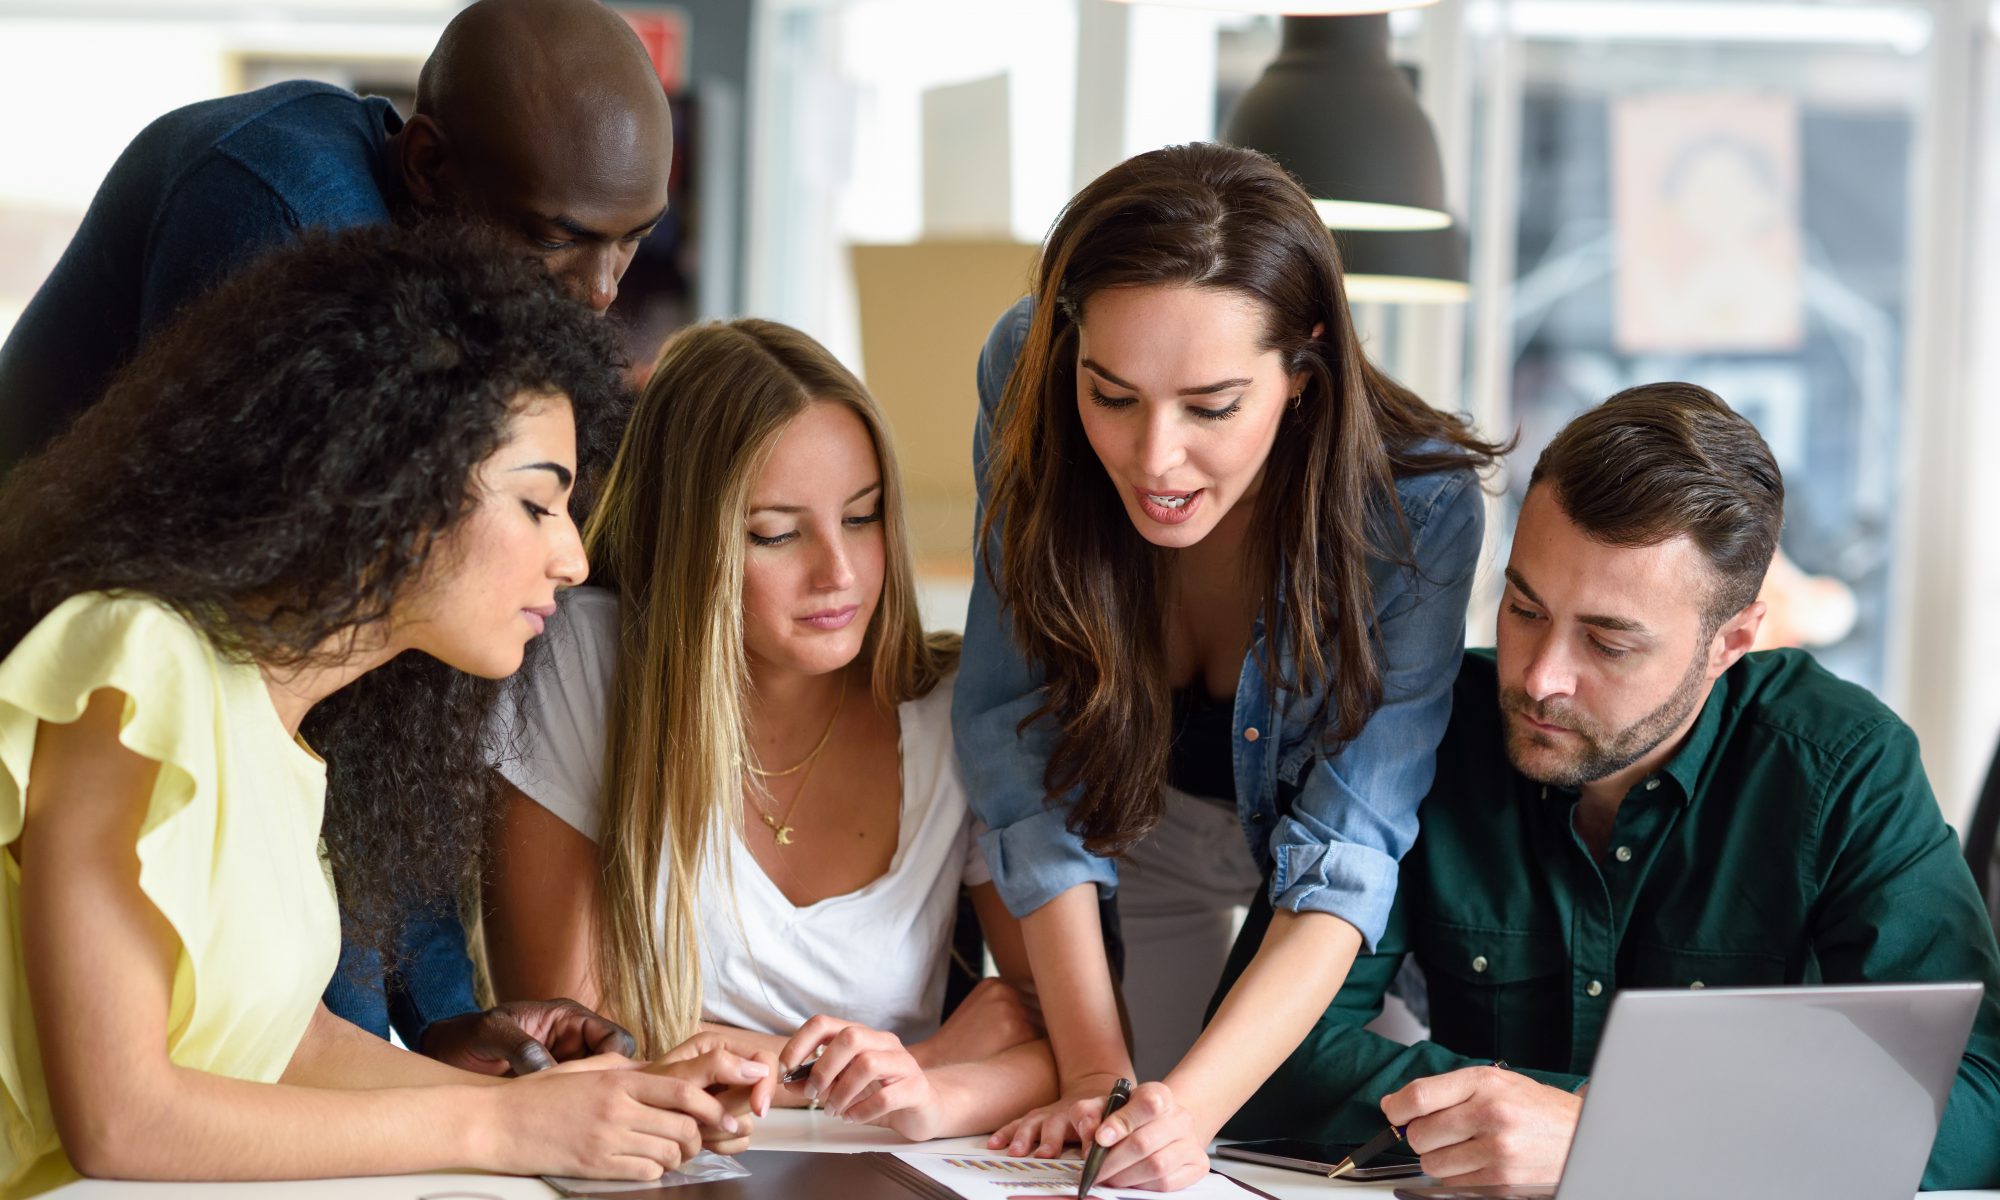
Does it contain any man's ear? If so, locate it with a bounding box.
[1709,599,1766,678]
[397,114,453,209]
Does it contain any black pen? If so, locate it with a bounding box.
[1325,1122,1408,1180]
[1329,1060,1509,1179]
[1075,1078,1132,1199]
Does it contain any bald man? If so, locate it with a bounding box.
[0,0,672,473]
[0,0,666,1071]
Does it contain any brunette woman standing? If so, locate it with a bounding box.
[954,142,1502,1190]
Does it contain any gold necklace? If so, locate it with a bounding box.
[746,672,848,778]
[748,673,847,846]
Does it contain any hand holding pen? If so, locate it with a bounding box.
[1071,1079,1211,1193]
[1370,1060,1580,1186]
[1074,1078,1130,1198]
[1334,1060,1509,1178]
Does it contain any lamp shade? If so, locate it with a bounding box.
[1109,1,1440,11]
[1223,15,1451,231]
[1336,223,1469,303]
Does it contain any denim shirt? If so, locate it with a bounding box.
[0,81,400,473]
[950,296,1484,951]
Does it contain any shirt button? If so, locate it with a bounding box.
[1614,845,1633,863]
[1472,955,1488,973]
[1645,779,1660,791]
[1243,727,1260,742]
[1586,980,1604,997]
[1690,980,1706,990]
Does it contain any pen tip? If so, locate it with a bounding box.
[1327,1160,1355,1179]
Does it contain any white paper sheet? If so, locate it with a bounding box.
[891,1151,1262,1200]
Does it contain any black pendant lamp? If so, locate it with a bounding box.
[1223,14,1451,231]
[1109,1,1440,12]
[1337,223,1469,303]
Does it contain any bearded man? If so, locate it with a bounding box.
[1220,383,2000,1191]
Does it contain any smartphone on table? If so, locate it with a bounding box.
[1215,1137,1423,1181]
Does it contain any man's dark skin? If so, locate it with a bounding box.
[359,0,672,1073]
[395,0,674,312]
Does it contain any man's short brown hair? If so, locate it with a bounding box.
[1529,382,1784,630]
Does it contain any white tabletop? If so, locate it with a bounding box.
[37,1108,2000,1199]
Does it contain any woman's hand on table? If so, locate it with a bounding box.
[1086,1079,1213,1191]
[987,1069,1126,1158]
[990,1077,1211,1190]
[909,977,1041,1069]
[424,998,639,1076]
[645,1037,781,1154]
[780,1015,948,1141]
[484,1052,751,1179]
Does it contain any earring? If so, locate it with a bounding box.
[1289,390,1304,410]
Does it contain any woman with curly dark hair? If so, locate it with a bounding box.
[0,223,769,1192]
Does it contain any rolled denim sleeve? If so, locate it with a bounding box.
[952,297,1120,918]
[1265,469,1484,949]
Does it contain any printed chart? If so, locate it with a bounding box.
[892,1152,1259,1200]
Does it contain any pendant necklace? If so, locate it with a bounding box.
[749,672,847,846]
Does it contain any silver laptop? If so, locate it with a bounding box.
[1395,982,1982,1200]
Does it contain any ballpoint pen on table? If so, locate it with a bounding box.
[1328,1060,1510,1180]
[1075,1078,1133,1198]
[1325,1122,1409,1180]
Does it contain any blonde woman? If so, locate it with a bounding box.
[485,319,1057,1140]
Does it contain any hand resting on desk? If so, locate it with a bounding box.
[912,976,1041,1069]
[423,997,639,1075]
[1381,1065,1584,1186]
[650,1033,784,1154]
[989,1076,1212,1192]
[778,984,1055,1143]
[477,1047,766,1178]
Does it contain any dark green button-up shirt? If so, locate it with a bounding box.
[1227,649,2000,1190]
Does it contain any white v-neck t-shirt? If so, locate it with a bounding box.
[494,586,989,1042]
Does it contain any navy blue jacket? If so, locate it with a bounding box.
[0,81,478,1047]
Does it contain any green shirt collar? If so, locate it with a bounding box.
[1654,666,1733,806]
[1527,667,1732,809]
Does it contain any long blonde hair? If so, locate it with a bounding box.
[582,318,959,1053]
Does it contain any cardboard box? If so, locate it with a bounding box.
[849,239,1040,573]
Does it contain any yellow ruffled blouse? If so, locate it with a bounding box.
[0,593,338,1194]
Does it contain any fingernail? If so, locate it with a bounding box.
[742,1063,769,1078]
[722,1115,740,1133]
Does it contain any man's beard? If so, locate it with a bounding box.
[1499,646,1710,789]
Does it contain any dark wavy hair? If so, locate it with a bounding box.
[983,143,1503,855]
[1531,382,1783,632]
[0,221,629,957]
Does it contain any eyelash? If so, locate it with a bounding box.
[523,501,556,523]
[1508,603,1628,660]
[1086,385,1240,422]
[536,229,653,253]
[748,508,883,547]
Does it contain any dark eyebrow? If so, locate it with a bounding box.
[511,462,573,489]
[1504,567,1652,635]
[1080,358,1254,397]
[749,481,882,516]
[541,205,669,242]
